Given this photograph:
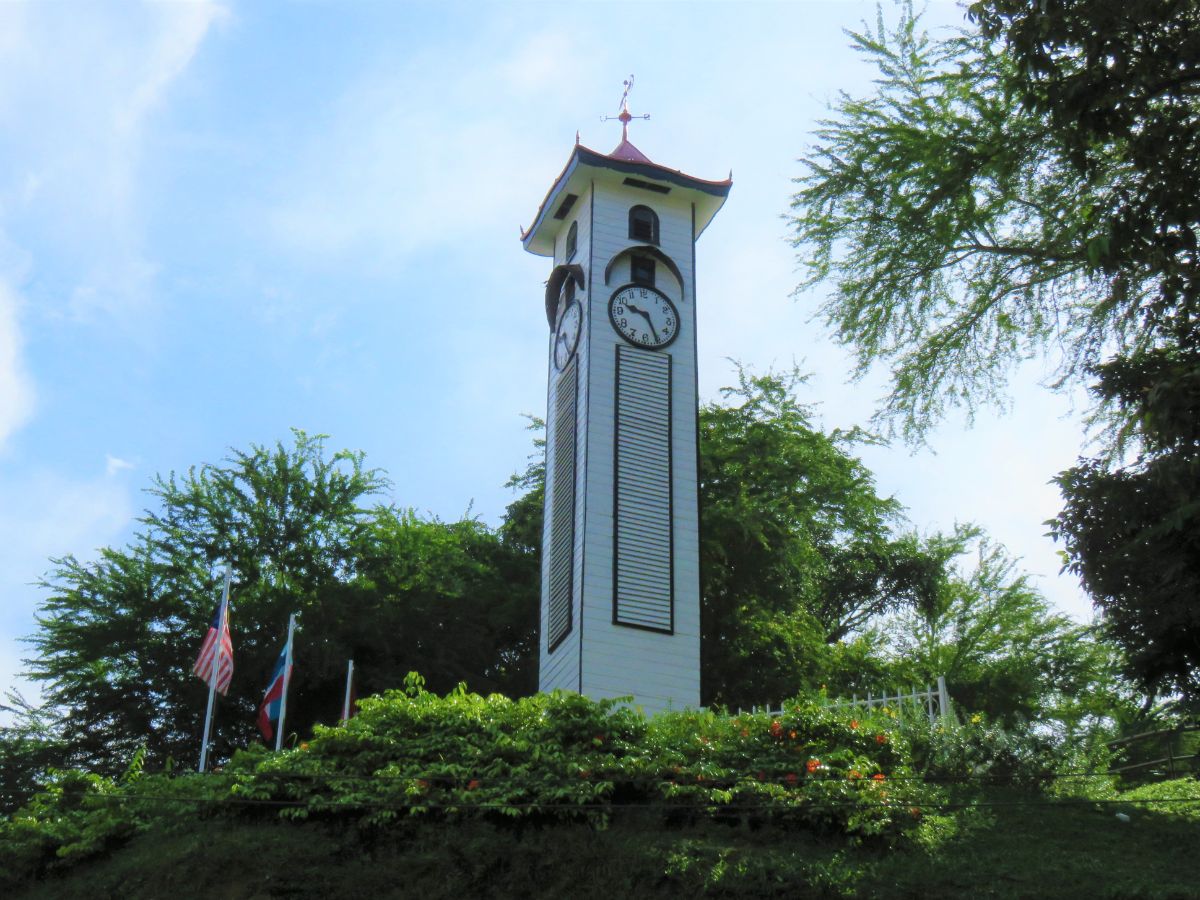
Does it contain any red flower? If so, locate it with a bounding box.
[788,729,798,740]
[849,720,859,730]
[416,779,429,791]
[769,720,783,737]
[785,773,798,786]
[872,773,885,782]
[467,779,481,791]
[805,758,821,773]
[875,733,888,744]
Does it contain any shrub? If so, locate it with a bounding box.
[0,680,941,888]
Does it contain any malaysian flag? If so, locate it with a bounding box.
[193,592,233,695]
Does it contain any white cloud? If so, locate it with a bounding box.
[0,1,227,455]
[0,280,34,451]
[266,27,599,269]
[0,466,136,721]
[0,1,228,325]
[105,454,135,477]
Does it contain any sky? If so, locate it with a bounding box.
[0,0,1098,711]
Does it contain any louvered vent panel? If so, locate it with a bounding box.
[547,361,578,651]
[613,347,673,632]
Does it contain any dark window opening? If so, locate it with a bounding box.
[553,194,579,220]
[565,221,578,261]
[631,256,656,286]
[629,205,659,244]
[623,177,670,195]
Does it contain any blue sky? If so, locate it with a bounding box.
[0,0,1094,706]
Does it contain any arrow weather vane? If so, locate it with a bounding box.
[601,74,650,142]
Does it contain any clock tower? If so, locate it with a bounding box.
[522,84,730,714]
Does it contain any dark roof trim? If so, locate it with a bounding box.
[522,144,731,251]
[544,263,586,329]
[575,145,732,197]
[604,246,684,293]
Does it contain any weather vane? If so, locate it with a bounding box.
[601,74,650,142]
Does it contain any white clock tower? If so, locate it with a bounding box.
[522,83,730,714]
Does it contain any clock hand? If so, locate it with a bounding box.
[625,303,660,343]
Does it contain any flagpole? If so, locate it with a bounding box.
[199,568,232,774]
[275,613,297,752]
[342,659,354,722]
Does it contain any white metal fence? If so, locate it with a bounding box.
[734,676,952,727]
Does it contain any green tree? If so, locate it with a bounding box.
[22,432,537,773]
[1051,348,1200,700]
[789,1,1200,697]
[885,529,1133,735]
[695,369,944,708]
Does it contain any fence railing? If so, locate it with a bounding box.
[1106,724,1200,779]
[733,676,952,727]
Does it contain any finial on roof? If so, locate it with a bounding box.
[575,130,581,145]
[601,74,650,143]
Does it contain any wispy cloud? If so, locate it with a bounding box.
[0,280,34,451]
[267,27,597,269]
[0,465,136,712]
[0,0,228,324]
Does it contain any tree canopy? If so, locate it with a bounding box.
[23,432,538,774]
[790,0,1200,700]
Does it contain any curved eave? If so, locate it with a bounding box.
[522,144,731,257]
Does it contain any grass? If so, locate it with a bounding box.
[12,781,1200,899]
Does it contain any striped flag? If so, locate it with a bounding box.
[193,595,233,695]
[257,645,291,741]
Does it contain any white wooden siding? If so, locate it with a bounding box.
[538,172,704,712]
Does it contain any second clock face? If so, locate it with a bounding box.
[609,285,679,349]
[554,299,582,370]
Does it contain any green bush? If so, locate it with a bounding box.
[236,678,936,838]
[0,680,941,889]
[893,711,1115,799]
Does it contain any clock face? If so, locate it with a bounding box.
[554,299,582,370]
[608,285,679,349]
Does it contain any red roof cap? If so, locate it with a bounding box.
[609,138,652,164]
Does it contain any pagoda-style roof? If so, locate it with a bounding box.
[521,139,731,257]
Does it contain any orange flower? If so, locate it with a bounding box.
[849,720,859,730]
[875,733,888,744]
[848,770,862,780]
[805,758,821,773]
[910,807,921,818]
[872,773,885,782]
[788,729,798,740]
